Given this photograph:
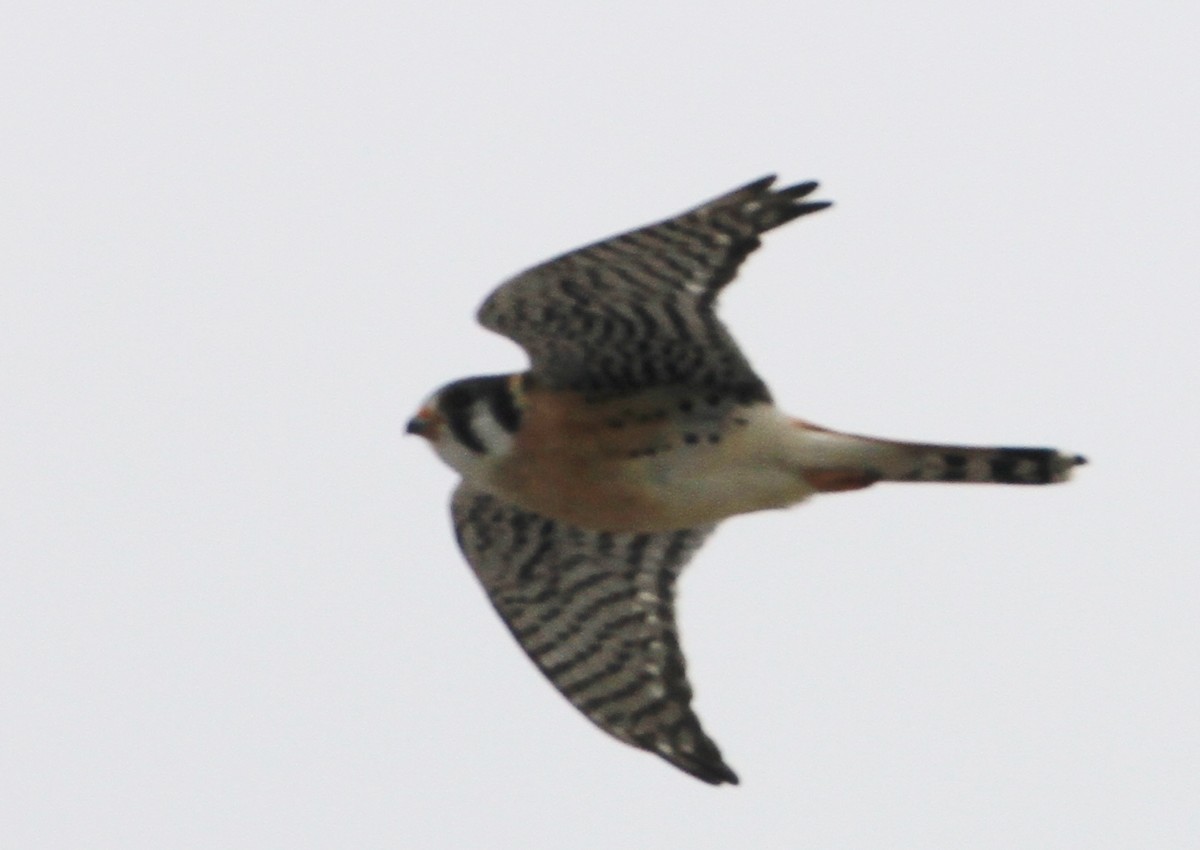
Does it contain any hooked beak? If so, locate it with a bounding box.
[405,406,440,439]
[405,417,427,436]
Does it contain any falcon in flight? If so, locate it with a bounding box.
[406,176,1085,785]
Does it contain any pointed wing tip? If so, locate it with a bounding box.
[797,199,834,214]
[705,762,741,786]
[659,732,740,785]
[675,754,740,785]
[706,175,832,227]
[766,178,833,223]
[741,175,827,202]
[779,179,820,198]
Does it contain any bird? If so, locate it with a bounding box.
[406,175,1085,785]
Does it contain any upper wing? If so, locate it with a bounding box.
[451,483,736,785]
[478,176,830,398]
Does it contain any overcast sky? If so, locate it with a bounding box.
[3,2,1197,848]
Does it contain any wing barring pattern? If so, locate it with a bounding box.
[451,483,737,784]
[477,176,830,398]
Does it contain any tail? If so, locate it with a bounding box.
[874,441,1087,484]
[791,421,1087,489]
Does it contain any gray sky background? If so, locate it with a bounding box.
[4,2,1197,848]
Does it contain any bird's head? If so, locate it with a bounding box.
[406,374,523,479]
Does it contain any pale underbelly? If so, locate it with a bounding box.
[491,449,815,533]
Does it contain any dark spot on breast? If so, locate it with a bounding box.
[628,447,662,459]
[678,399,694,413]
[707,433,721,444]
[683,433,699,445]
[705,393,722,406]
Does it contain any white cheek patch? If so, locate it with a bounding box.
[432,399,516,480]
[469,402,516,455]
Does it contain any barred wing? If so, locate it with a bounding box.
[451,483,736,784]
[478,176,830,397]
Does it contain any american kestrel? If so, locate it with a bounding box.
[407,176,1085,785]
